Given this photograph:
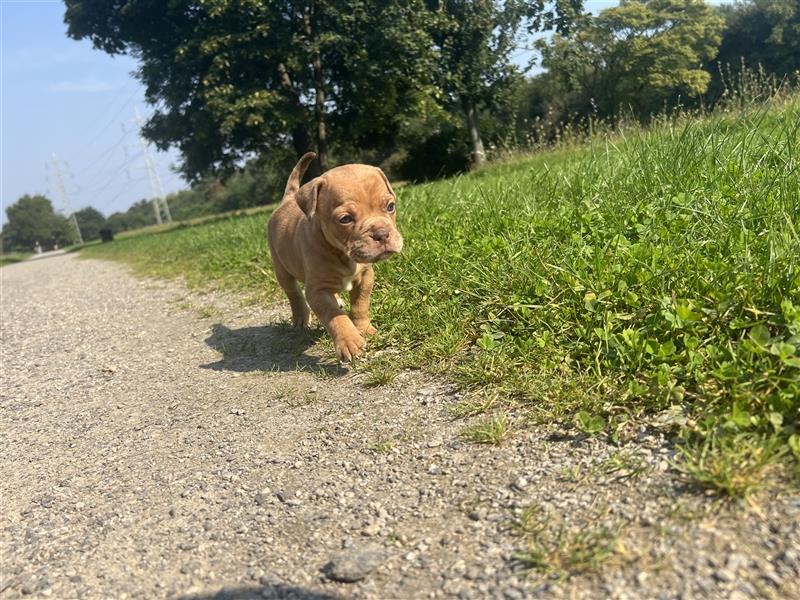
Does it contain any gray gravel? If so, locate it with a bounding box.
[1,254,799,600]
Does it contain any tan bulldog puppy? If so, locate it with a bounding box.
[267,152,404,362]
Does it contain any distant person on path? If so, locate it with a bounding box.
[34,241,42,254]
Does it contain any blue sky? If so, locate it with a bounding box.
[2,0,728,227]
[1,0,185,226]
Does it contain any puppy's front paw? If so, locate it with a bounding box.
[334,331,367,362]
[292,314,310,329]
[352,319,377,336]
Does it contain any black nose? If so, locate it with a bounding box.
[371,228,390,242]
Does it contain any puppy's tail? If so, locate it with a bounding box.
[283,152,317,200]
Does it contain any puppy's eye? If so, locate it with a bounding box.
[386,202,396,213]
[338,214,354,224]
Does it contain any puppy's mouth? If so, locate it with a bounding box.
[349,236,403,263]
[357,249,399,263]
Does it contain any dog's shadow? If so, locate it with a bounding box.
[201,322,347,376]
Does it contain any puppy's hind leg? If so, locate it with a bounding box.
[274,265,310,328]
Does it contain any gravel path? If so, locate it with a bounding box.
[1,254,798,600]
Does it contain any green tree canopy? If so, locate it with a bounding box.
[106,199,157,233]
[541,0,724,119]
[427,0,582,166]
[716,0,800,77]
[1,195,73,252]
[73,206,107,241]
[64,0,436,179]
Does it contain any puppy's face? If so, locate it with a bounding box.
[313,165,404,263]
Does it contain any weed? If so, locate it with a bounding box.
[359,357,400,387]
[461,414,509,445]
[599,450,648,479]
[369,440,394,454]
[196,304,219,319]
[512,504,622,578]
[673,432,785,500]
[449,394,498,418]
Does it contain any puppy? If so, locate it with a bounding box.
[267,152,403,362]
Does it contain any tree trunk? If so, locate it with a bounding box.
[277,61,322,179]
[304,5,327,173]
[464,98,486,168]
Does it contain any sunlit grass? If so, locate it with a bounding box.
[82,97,800,488]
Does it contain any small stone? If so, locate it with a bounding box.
[778,548,799,573]
[714,568,735,583]
[361,522,381,537]
[276,490,295,503]
[323,546,386,582]
[468,511,482,521]
[20,580,36,595]
[503,588,525,600]
[761,570,782,587]
[726,553,748,571]
[428,464,443,475]
[511,477,528,491]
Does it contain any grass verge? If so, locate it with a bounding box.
[0,252,31,266]
[81,96,800,490]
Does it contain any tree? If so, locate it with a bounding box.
[1,195,73,252]
[426,0,582,167]
[106,200,157,233]
[716,0,800,78]
[64,0,436,179]
[540,0,724,119]
[73,206,107,241]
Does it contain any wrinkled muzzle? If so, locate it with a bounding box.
[348,223,404,263]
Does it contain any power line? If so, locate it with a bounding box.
[79,150,145,197]
[70,128,133,178]
[102,175,152,208]
[68,83,141,166]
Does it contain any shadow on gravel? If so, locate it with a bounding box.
[202,323,347,376]
[179,584,341,600]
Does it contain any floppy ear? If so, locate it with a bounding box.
[376,167,396,197]
[294,179,323,219]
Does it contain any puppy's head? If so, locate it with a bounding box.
[295,164,404,263]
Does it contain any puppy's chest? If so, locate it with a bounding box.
[341,263,369,292]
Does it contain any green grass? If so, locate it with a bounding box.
[81,97,800,486]
[461,414,509,445]
[673,432,785,500]
[0,252,31,266]
[512,504,622,578]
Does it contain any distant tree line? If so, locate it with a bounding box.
[3,0,798,251]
